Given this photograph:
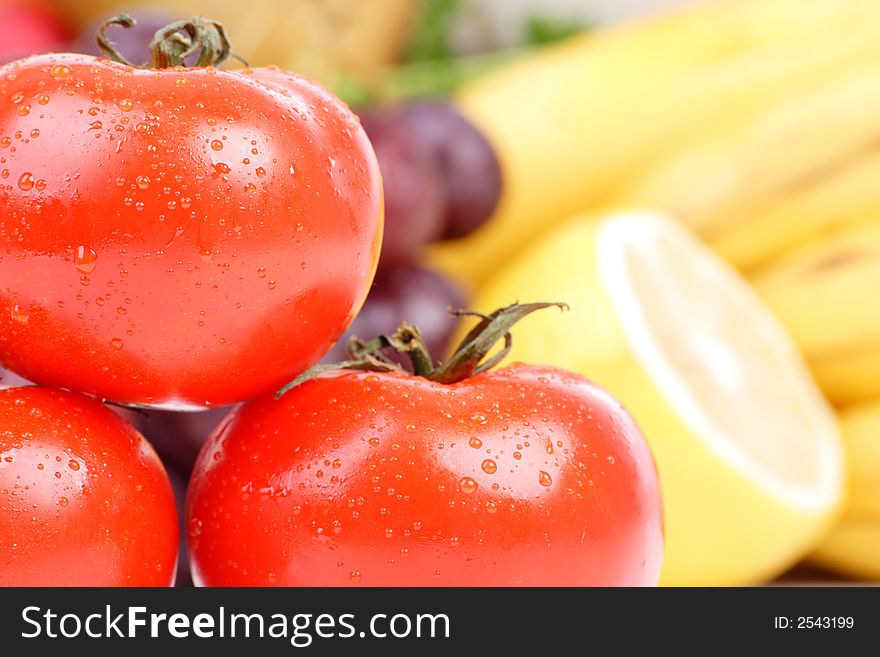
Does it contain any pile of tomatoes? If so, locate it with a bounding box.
[0,16,663,587]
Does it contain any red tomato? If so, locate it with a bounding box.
[0,51,382,408]
[0,386,178,585]
[186,364,663,586]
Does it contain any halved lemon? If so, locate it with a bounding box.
[463,211,843,585]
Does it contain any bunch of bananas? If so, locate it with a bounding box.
[753,225,880,579]
[429,0,880,582]
[810,402,880,580]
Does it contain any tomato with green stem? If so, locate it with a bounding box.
[187,303,663,586]
[0,16,382,408]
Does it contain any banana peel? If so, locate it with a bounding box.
[810,401,880,580]
[427,0,880,287]
[752,222,880,406]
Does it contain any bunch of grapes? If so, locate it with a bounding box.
[324,101,502,363]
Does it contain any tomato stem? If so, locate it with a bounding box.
[96,14,246,69]
[430,302,568,383]
[96,15,140,67]
[276,302,568,398]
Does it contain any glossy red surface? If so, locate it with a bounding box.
[187,364,663,586]
[0,386,178,585]
[0,55,382,407]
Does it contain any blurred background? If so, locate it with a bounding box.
[2,0,878,587]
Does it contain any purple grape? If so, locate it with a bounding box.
[398,101,502,240]
[167,466,194,587]
[0,366,30,389]
[358,111,446,270]
[135,406,230,475]
[323,265,467,366]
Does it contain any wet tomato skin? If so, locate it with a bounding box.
[187,364,663,586]
[0,54,382,408]
[0,386,178,586]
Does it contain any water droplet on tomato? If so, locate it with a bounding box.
[74,246,98,274]
[17,172,34,191]
[110,338,124,350]
[136,175,150,189]
[189,518,203,537]
[538,471,553,487]
[459,477,478,494]
[485,501,498,514]
[349,571,361,583]
[117,98,134,111]
[468,437,482,449]
[10,304,29,324]
[68,460,80,471]
[210,140,223,151]
[58,497,68,507]
[50,64,71,79]
[481,459,497,474]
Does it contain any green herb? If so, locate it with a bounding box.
[407,0,461,64]
[524,15,589,46]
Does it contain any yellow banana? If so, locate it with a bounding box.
[810,401,880,580]
[752,221,880,406]
[427,0,880,287]
[617,62,880,272]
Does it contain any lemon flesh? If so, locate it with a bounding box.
[467,211,843,585]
